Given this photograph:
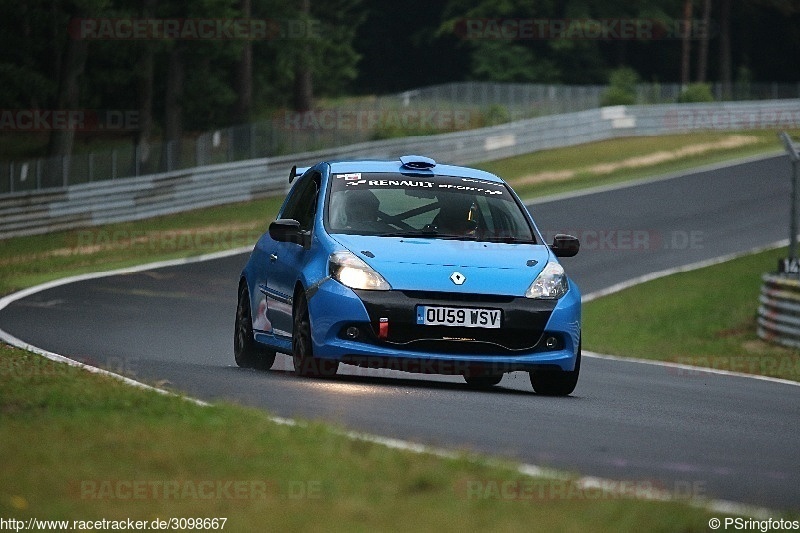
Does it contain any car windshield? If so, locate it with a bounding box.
[326,172,536,243]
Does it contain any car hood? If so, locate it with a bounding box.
[331,234,554,296]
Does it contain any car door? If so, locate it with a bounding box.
[263,172,320,338]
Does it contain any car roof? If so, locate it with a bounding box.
[323,159,505,184]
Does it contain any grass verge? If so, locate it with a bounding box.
[0,344,729,530]
[0,196,283,295]
[1,130,796,526]
[2,130,794,296]
[583,246,800,382]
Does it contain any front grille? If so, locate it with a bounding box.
[400,290,514,304]
[352,289,557,355]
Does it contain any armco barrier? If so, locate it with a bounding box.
[1,100,798,239]
[758,274,800,349]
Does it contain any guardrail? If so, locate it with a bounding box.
[758,274,800,349]
[1,99,799,239]
[6,81,799,195]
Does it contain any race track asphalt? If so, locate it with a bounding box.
[1,154,798,510]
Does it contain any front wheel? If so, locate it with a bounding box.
[292,292,337,378]
[234,284,276,370]
[529,344,580,396]
[464,374,503,388]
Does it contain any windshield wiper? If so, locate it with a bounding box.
[378,229,473,240]
[480,236,536,244]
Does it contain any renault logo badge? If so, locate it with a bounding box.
[450,272,466,285]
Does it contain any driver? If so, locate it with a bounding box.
[332,189,393,232]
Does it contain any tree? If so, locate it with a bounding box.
[695,0,711,83]
[718,0,732,98]
[47,38,87,159]
[439,0,563,83]
[163,44,184,169]
[293,0,313,112]
[135,0,157,172]
[234,0,253,123]
[46,0,111,159]
[0,1,56,109]
[680,0,693,86]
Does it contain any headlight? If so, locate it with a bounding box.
[329,250,391,291]
[525,261,568,299]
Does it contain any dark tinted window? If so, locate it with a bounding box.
[326,172,535,243]
[281,173,319,231]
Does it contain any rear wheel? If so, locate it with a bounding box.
[235,284,276,370]
[292,291,337,378]
[529,343,580,396]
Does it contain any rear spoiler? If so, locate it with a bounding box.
[288,166,311,183]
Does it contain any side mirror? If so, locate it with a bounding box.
[549,234,580,257]
[269,219,310,247]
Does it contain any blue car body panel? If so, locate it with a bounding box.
[330,234,553,296]
[240,157,581,375]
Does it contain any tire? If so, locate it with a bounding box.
[529,344,581,396]
[234,283,276,370]
[292,291,337,378]
[464,374,503,388]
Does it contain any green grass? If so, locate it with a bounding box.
[584,247,800,382]
[2,131,794,296]
[2,130,797,526]
[0,196,284,295]
[0,344,731,531]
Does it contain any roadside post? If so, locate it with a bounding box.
[758,132,800,348]
[778,131,800,275]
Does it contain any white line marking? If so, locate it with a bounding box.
[580,239,800,389]
[0,328,208,407]
[584,351,800,388]
[582,239,788,303]
[0,245,253,311]
[0,247,253,403]
[0,159,792,516]
[0,248,781,516]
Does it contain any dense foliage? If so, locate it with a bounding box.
[0,0,798,158]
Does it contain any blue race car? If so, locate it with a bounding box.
[235,155,582,395]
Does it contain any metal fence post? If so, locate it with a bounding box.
[250,123,256,159]
[780,131,800,271]
[195,135,202,167]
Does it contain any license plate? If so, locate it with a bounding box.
[416,306,502,328]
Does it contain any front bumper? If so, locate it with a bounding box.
[306,278,581,374]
